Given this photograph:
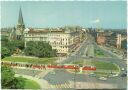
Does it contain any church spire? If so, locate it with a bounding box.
[18,7,24,25]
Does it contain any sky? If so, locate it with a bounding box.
[1,1,127,29]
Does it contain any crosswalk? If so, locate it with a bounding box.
[48,82,71,88]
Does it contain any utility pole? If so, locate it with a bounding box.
[74,66,77,89]
[73,54,76,89]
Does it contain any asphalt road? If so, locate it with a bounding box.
[42,35,127,89]
[13,34,127,89]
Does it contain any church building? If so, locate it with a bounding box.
[10,7,25,40]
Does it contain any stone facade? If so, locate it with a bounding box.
[24,27,85,55]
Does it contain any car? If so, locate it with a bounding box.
[89,73,96,77]
[89,56,94,58]
[98,77,107,80]
[112,73,119,77]
[50,72,56,75]
[121,73,127,77]
[121,68,125,71]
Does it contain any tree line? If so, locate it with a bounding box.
[1,35,57,58]
[24,41,57,58]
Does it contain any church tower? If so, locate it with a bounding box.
[16,7,25,40]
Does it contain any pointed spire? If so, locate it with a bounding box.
[18,7,24,25]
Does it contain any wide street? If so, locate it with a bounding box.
[13,34,127,89]
[45,34,126,89]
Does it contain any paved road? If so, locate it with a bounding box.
[42,35,126,89]
[13,34,127,89]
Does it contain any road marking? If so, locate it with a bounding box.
[55,84,60,88]
[60,84,64,88]
[64,82,70,88]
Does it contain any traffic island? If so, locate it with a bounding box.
[94,48,109,58]
[69,60,120,77]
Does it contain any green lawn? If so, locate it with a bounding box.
[92,61,118,70]
[93,72,110,77]
[72,60,84,65]
[72,60,119,71]
[23,78,40,89]
[94,49,105,57]
[2,56,57,64]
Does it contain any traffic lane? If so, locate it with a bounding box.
[66,42,95,63]
[105,76,127,89]
[62,55,83,64]
[74,74,126,89]
[43,69,74,85]
[61,39,89,64]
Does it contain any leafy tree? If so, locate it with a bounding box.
[24,41,57,58]
[1,39,25,55]
[1,35,9,42]
[1,47,11,59]
[1,65,25,89]
[24,41,37,56]
[13,40,25,50]
[11,76,25,89]
[1,65,15,89]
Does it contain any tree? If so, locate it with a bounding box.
[11,76,25,89]
[1,65,15,89]
[13,40,25,50]
[1,65,25,89]
[24,41,37,56]
[24,41,57,58]
[1,47,11,59]
[2,39,25,55]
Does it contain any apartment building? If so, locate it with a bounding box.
[105,32,122,49]
[24,27,85,55]
[96,32,106,45]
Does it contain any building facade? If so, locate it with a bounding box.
[116,34,121,49]
[105,32,122,49]
[96,32,106,45]
[24,27,85,55]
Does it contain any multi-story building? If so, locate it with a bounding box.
[96,32,106,45]
[116,34,121,49]
[105,32,122,49]
[8,7,86,55]
[24,27,85,56]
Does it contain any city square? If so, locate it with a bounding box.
[1,1,127,90]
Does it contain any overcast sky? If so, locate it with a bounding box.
[1,1,127,29]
